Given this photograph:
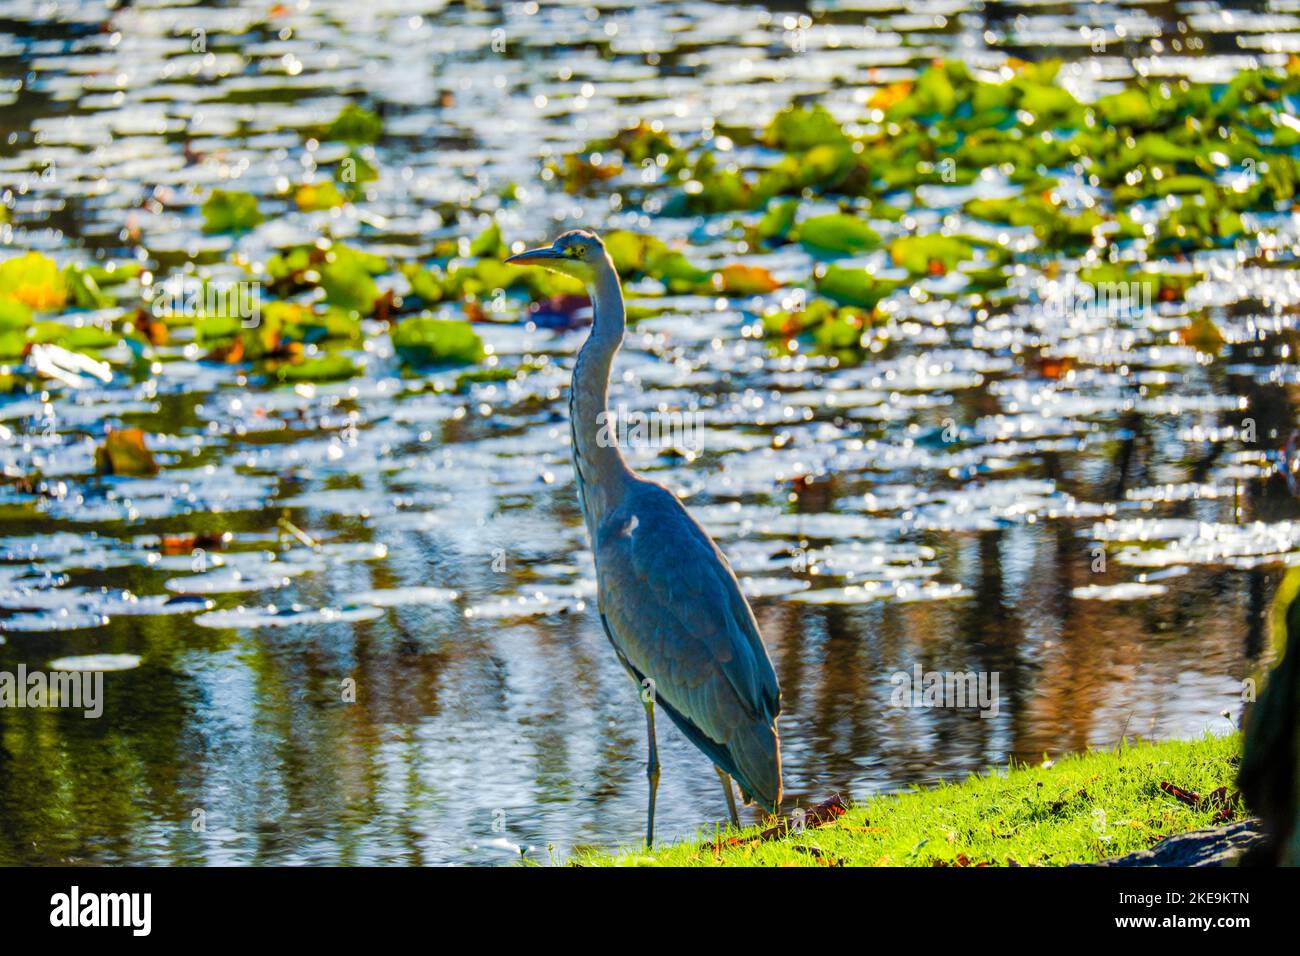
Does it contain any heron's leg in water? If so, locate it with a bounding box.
[715,766,740,829]
[643,698,660,847]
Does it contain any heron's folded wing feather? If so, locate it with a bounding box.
[596,493,780,748]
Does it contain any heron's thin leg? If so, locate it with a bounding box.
[643,698,660,848]
[715,766,740,829]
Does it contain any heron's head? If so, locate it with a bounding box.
[505,229,609,283]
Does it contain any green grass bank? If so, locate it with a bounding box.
[575,733,1244,867]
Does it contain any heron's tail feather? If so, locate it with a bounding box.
[652,693,783,812]
[730,719,782,813]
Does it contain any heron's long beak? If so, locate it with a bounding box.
[505,246,562,265]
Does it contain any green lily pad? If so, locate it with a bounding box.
[62,264,112,310]
[888,235,974,275]
[797,213,881,256]
[275,353,360,383]
[325,104,383,144]
[604,230,671,276]
[764,103,850,152]
[0,296,32,330]
[321,247,384,314]
[757,198,799,242]
[1093,89,1158,128]
[469,221,508,260]
[816,266,896,308]
[201,190,264,233]
[392,316,486,367]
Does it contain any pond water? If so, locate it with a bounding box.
[0,0,1297,864]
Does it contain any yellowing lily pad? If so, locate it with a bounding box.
[95,428,159,477]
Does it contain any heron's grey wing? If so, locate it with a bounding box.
[596,483,781,806]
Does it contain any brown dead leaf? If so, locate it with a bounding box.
[718,793,850,848]
[1159,780,1237,818]
[1036,354,1075,380]
[1160,780,1202,808]
[372,288,397,324]
[203,336,245,364]
[160,532,228,556]
[133,308,168,346]
[1205,787,1242,822]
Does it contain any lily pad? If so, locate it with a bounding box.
[392,317,486,367]
[95,429,159,477]
[201,190,264,233]
[797,214,881,256]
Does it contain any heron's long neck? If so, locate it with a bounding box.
[571,259,632,527]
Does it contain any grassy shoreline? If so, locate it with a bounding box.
[575,733,1244,867]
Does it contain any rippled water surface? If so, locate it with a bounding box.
[1,0,1298,864]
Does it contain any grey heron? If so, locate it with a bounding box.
[507,229,783,846]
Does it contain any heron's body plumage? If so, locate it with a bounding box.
[592,480,783,809]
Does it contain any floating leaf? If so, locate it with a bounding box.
[401,263,445,305]
[0,252,67,311]
[552,154,620,194]
[604,230,671,276]
[79,261,142,288]
[713,264,780,295]
[764,103,849,152]
[295,180,347,211]
[1093,88,1158,128]
[335,149,378,190]
[274,353,359,383]
[321,247,382,313]
[797,213,881,256]
[470,220,508,260]
[653,251,714,293]
[94,428,159,477]
[888,235,974,276]
[325,104,383,144]
[813,310,867,350]
[816,265,896,308]
[756,198,798,243]
[1178,315,1226,354]
[35,321,117,352]
[201,190,264,233]
[62,264,112,309]
[0,296,33,330]
[391,316,486,367]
